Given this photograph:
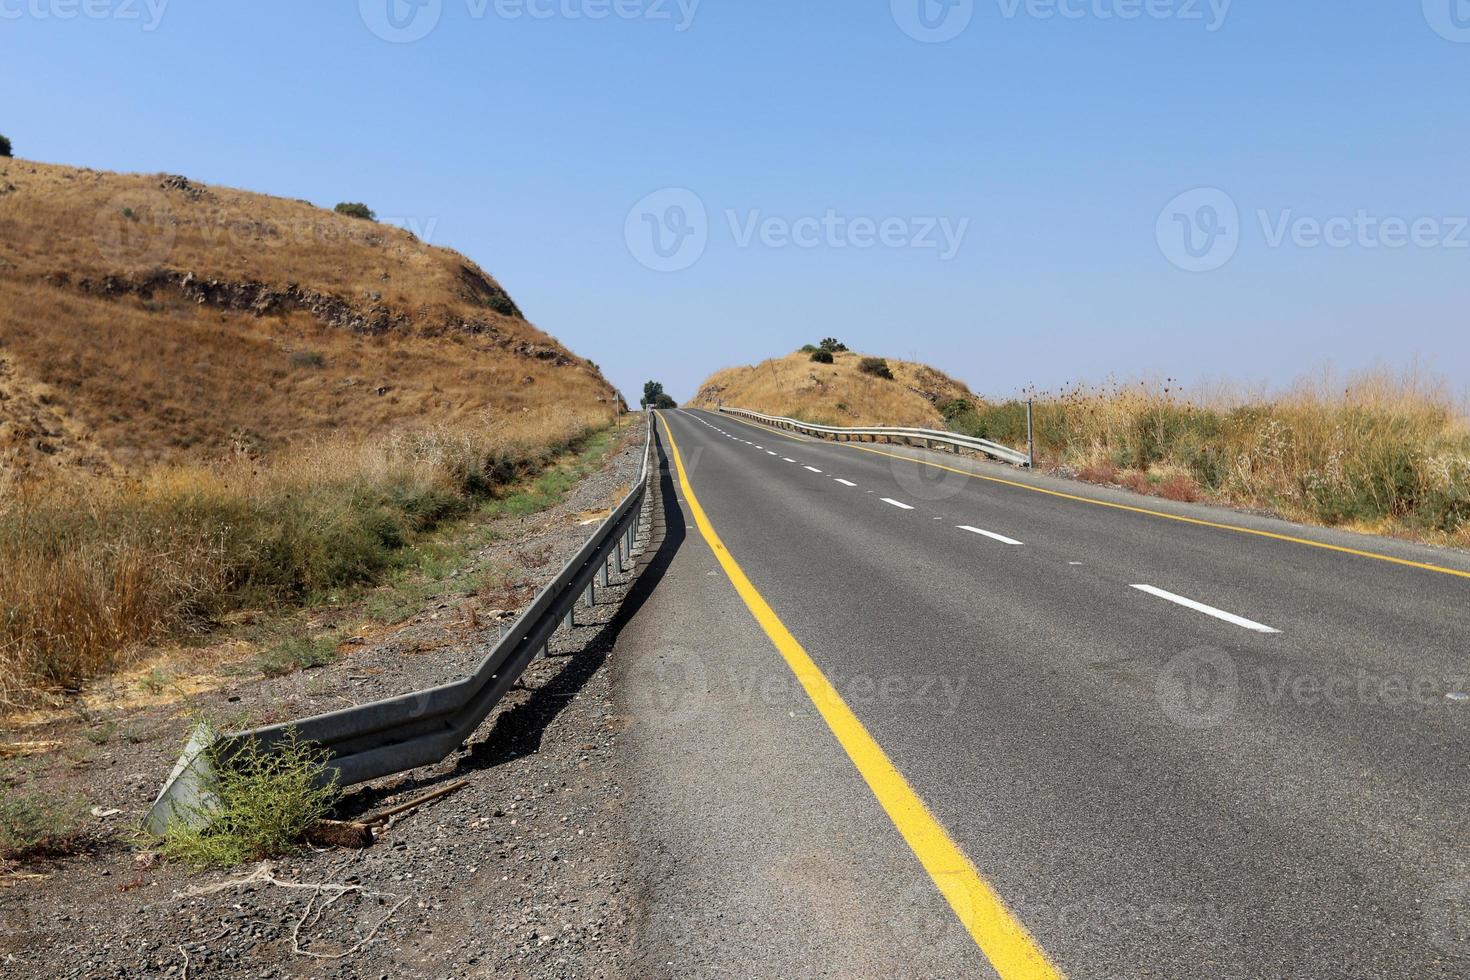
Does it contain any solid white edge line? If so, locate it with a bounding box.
[880,498,915,511]
[835,479,857,487]
[1130,584,1281,634]
[957,525,1023,546]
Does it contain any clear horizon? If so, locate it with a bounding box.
[6,2,1468,405]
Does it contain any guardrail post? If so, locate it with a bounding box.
[600,558,610,588]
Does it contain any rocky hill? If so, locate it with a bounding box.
[689,348,978,427]
[0,159,616,482]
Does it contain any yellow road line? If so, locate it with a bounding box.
[657,412,1065,980]
[826,444,1469,582]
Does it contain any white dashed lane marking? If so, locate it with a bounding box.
[804,466,823,473]
[957,526,1023,546]
[881,498,915,511]
[1130,584,1281,634]
[835,479,857,487]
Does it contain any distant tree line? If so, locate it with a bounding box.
[642,380,677,410]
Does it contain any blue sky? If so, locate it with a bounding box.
[5,1,1468,403]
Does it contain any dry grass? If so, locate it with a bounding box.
[0,409,604,707]
[0,157,622,706]
[689,349,975,426]
[0,158,618,479]
[947,370,1470,546]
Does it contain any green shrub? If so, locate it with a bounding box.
[0,792,89,862]
[160,728,340,868]
[799,344,819,353]
[0,135,11,158]
[857,357,893,380]
[810,350,834,364]
[334,202,376,221]
[819,338,848,353]
[939,398,973,421]
[257,633,337,677]
[289,350,325,369]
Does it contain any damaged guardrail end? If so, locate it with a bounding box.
[142,722,219,836]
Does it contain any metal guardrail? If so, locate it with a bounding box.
[145,414,656,835]
[717,406,1032,468]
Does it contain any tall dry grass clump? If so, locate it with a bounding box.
[0,408,604,707]
[948,370,1470,545]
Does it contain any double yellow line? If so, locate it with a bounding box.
[657,413,1064,980]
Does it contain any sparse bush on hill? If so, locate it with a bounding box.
[858,357,894,380]
[939,398,974,421]
[810,350,834,364]
[799,344,819,354]
[289,350,325,369]
[0,135,12,158]
[334,201,376,221]
[820,338,848,353]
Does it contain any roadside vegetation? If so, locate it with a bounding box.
[159,728,340,868]
[0,411,616,708]
[942,371,1470,546]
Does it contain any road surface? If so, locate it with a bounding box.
[611,407,1469,979]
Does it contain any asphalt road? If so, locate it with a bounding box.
[611,407,1469,979]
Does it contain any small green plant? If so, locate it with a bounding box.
[139,667,174,695]
[83,722,118,746]
[858,357,894,380]
[257,633,337,677]
[289,350,326,369]
[819,337,848,353]
[799,344,819,353]
[0,791,89,862]
[810,349,834,364]
[121,207,136,221]
[160,728,340,869]
[939,398,974,421]
[0,134,11,158]
[334,201,376,221]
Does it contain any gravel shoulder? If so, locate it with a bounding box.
[1,419,657,980]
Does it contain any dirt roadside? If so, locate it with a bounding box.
[1,421,658,979]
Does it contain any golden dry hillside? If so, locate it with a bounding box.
[0,158,616,482]
[689,349,977,427]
